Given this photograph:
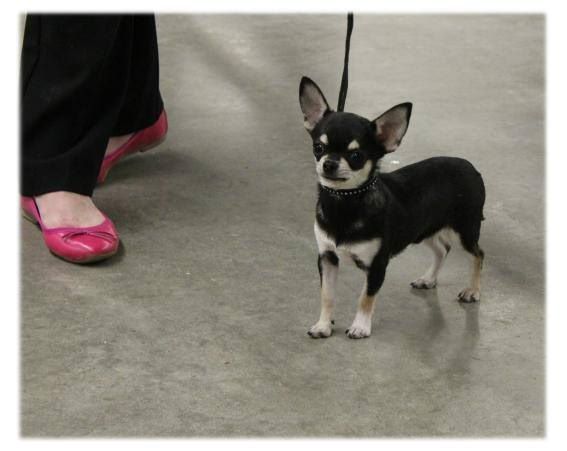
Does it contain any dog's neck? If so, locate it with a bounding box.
[318,175,380,198]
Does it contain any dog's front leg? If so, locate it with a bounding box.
[308,251,339,338]
[346,258,387,339]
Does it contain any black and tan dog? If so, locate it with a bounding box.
[299,77,485,339]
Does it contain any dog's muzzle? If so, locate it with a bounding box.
[323,159,339,175]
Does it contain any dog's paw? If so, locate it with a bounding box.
[410,277,437,289]
[345,326,371,339]
[307,321,333,338]
[457,288,480,303]
[345,315,371,339]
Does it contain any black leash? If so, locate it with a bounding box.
[337,12,354,112]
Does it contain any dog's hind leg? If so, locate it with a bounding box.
[458,243,484,303]
[411,234,450,289]
[456,224,484,303]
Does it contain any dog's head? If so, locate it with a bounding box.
[299,76,412,190]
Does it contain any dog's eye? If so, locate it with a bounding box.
[313,143,325,156]
[349,151,363,163]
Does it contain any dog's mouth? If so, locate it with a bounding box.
[322,175,348,181]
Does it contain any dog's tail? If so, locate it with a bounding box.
[337,12,354,113]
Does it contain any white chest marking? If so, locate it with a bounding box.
[314,222,381,267]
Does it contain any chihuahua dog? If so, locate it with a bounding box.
[299,76,485,339]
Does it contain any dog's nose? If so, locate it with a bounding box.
[323,159,339,173]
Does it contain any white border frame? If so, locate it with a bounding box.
[2,1,564,449]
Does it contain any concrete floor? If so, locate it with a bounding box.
[20,15,544,437]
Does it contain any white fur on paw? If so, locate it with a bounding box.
[410,277,437,289]
[308,321,333,338]
[458,288,480,303]
[346,316,371,339]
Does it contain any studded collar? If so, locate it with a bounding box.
[319,176,379,197]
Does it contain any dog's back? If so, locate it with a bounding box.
[380,157,484,250]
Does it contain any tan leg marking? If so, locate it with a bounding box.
[308,259,338,338]
[359,293,376,315]
[471,253,483,292]
[459,252,483,303]
[319,278,336,324]
[346,283,376,339]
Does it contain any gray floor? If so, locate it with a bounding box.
[20,15,544,437]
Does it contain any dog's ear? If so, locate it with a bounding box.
[372,103,412,152]
[299,76,331,132]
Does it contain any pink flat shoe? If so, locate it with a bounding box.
[21,197,119,264]
[98,109,168,183]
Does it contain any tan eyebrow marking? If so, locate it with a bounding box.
[347,139,360,150]
[319,134,329,144]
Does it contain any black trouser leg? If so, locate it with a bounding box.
[112,15,163,136]
[21,14,163,197]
